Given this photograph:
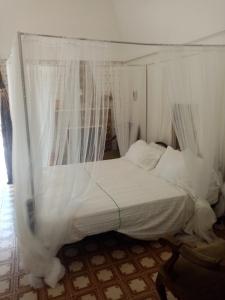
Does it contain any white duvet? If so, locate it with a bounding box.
[54,158,194,243]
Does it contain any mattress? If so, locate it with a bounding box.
[68,158,194,242]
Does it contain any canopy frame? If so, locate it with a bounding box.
[16,30,225,233]
[18,31,225,47]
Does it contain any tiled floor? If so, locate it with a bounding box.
[0,184,178,300]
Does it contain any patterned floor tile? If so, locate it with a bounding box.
[69,259,86,274]
[89,254,107,267]
[18,274,30,289]
[117,261,138,276]
[47,282,66,299]
[0,277,12,297]
[0,214,14,223]
[0,262,12,278]
[130,245,147,256]
[95,267,115,283]
[0,229,14,241]
[110,249,127,261]
[17,290,39,300]
[76,290,99,300]
[14,257,26,275]
[0,296,13,300]
[0,238,14,250]
[72,273,92,291]
[0,249,12,262]
[139,256,157,269]
[103,284,125,300]
[128,277,149,295]
[149,272,158,283]
[159,251,172,261]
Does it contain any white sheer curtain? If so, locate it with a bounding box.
[111,65,145,155]
[147,63,174,146]
[166,48,225,195]
[145,47,225,240]
[164,48,225,239]
[7,34,110,287]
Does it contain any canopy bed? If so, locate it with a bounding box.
[7,32,225,288]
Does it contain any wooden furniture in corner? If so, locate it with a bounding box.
[156,236,225,300]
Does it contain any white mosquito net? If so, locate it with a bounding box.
[146,47,225,239]
[111,65,146,155]
[7,34,113,288]
[6,33,225,288]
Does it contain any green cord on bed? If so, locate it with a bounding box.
[95,182,121,229]
[109,197,121,229]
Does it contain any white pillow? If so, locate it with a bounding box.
[152,146,187,186]
[153,146,221,204]
[125,140,163,170]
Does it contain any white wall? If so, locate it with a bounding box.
[112,0,225,44]
[1,0,225,59]
[0,0,120,59]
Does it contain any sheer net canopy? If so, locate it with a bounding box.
[7,33,225,287]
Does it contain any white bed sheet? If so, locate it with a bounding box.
[68,158,194,242]
[38,158,194,246]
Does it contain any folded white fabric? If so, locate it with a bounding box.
[153,146,218,241]
[27,256,65,289]
[184,197,217,242]
[124,140,165,170]
[44,257,65,288]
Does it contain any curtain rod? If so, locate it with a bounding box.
[18,32,225,47]
[190,29,225,43]
[124,52,158,64]
[124,29,225,64]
